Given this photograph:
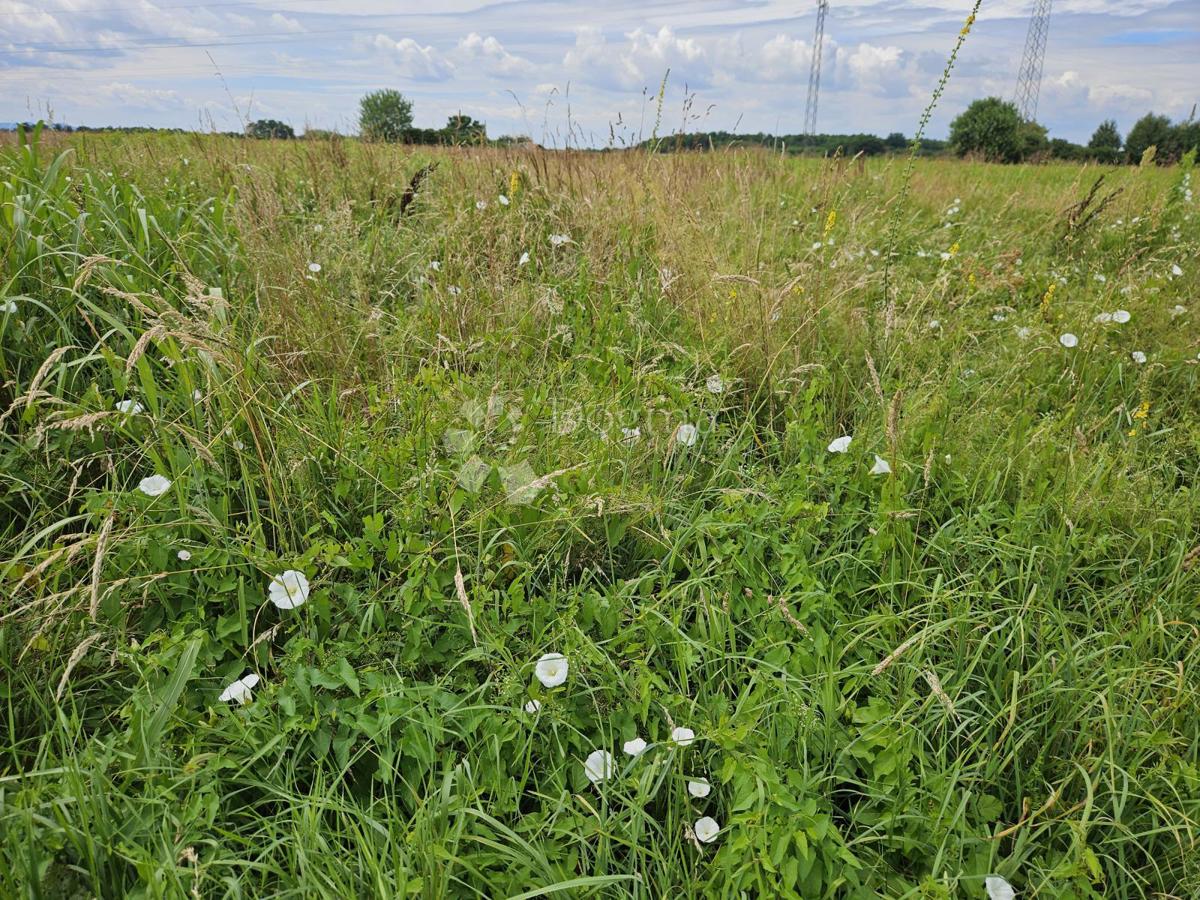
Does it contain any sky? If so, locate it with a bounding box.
[2,0,1197,144]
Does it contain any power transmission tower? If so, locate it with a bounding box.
[804,0,829,136]
[1014,0,1052,121]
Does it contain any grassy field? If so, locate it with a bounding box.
[1,127,1198,898]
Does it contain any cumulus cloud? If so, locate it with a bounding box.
[454,33,534,77]
[564,26,711,90]
[269,13,305,34]
[370,34,453,81]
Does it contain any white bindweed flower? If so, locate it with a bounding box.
[928,319,940,330]
[584,749,614,784]
[827,435,852,453]
[524,699,542,714]
[1112,309,1131,323]
[1016,326,1032,340]
[535,653,568,688]
[1059,333,1078,348]
[307,262,321,273]
[177,549,192,561]
[476,200,488,210]
[549,233,571,247]
[1131,350,1146,364]
[693,816,720,843]
[268,569,310,609]
[870,454,891,475]
[675,423,698,447]
[811,241,822,250]
[623,737,647,756]
[498,194,510,206]
[671,726,695,747]
[115,399,144,415]
[219,673,260,704]
[429,260,441,271]
[138,474,171,497]
[706,374,724,394]
[1171,304,1187,317]
[985,876,1016,900]
[992,313,1006,322]
[1,299,17,314]
[1170,263,1183,277]
[519,251,530,266]
[448,285,462,296]
[192,389,203,401]
[688,778,711,798]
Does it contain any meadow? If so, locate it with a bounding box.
[1,126,1197,898]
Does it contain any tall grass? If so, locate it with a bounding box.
[1,124,1198,898]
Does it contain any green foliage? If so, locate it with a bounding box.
[1,129,1198,899]
[1087,119,1122,164]
[949,97,1026,163]
[444,114,487,145]
[358,89,414,143]
[245,119,295,140]
[1125,113,1173,164]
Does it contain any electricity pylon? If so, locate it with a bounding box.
[1014,0,1053,121]
[804,0,829,136]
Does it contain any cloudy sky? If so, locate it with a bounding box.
[2,0,1197,144]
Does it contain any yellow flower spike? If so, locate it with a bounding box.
[509,171,521,197]
[824,210,837,235]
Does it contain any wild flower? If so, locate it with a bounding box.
[177,549,192,561]
[268,570,310,609]
[2,299,18,314]
[519,252,530,266]
[675,424,698,447]
[307,262,321,273]
[535,653,568,688]
[870,455,892,475]
[992,313,1006,322]
[1016,326,1032,340]
[828,435,852,453]
[1093,312,1113,323]
[1171,304,1187,317]
[138,474,171,497]
[448,286,462,297]
[693,816,720,843]
[928,319,940,330]
[1170,264,1183,277]
[429,260,441,271]
[219,673,260,704]
[115,399,144,415]
[498,194,510,206]
[549,233,571,247]
[623,737,647,756]
[524,699,542,713]
[1131,351,1146,364]
[476,200,488,210]
[1112,309,1131,323]
[1059,333,1078,348]
[584,749,614,784]
[688,778,711,798]
[706,375,724,394]
[621,426,641,443]
[671,726,695,746]
[985,876,1015,900]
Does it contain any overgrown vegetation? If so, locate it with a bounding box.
[1,124,1198,898]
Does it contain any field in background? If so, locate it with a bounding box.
[1,130,1198,898]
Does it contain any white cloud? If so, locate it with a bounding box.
[269,13,305,34]
[564,26,711,90]
[370,34,453,81]
[454,33,534,77]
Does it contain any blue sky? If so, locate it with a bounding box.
[2,0,1197,144]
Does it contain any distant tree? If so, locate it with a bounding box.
[442,114,487,145]
[246,119,294,139]
[1017,119,1050,160]
[884,132,908,150]
[359,89,414,143]
[1124,113,1172,164]
[303,128,341,140]
[949,98,1025,163]
[1168,121,1200,161]
[1087,120,1122,163]
[1048,138,1084,160]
